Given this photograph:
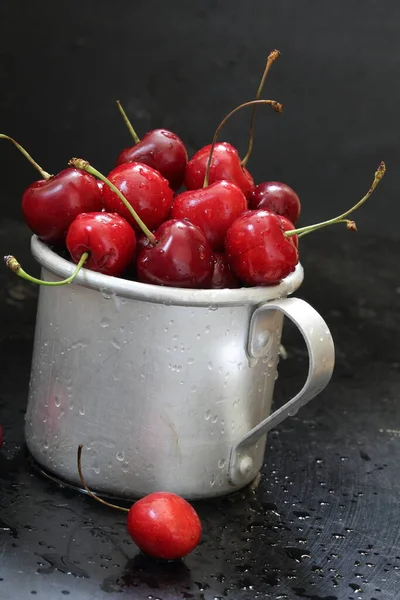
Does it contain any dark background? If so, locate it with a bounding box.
[0,0,398,240]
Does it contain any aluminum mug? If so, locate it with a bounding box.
[25,236,335,500]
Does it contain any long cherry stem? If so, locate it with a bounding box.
[77,445,129,513]
[4,252,89,286]
[297,219,356,238]
[116,101,140,144]
[68,158,156,243]
[203,99,283,188]
[286,162,386,238]
[0,134,52,180]
[241,49,280,167]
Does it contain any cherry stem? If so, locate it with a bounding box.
[297,219,357,238]
[116,101,140,144]
[0,134,52,180]
[286,162,386,238]
[241,50,280,168]
[4,252,89,286]
[77,445,129,513]
[68,158,156,243]
[203,99,283,188]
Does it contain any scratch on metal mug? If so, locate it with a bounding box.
[25,235,335,500]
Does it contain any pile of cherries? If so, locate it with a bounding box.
[4,49,383,292]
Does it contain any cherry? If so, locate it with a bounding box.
[77,445,202,561]
[101,162,174,232]
[226,210,299,286]
[136,219,213,288]
[171,180,247,251]
[66,212,136,277]
[249,181,301,224]
[185,142,254,198]
[115,101,188,191]
[127,492,202,560]
[0,134,103,246]
[209,253,240,289]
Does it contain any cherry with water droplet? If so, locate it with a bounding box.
[66,212,136,277]
[115,101,188,191]
[102,162,174,233]
[249,181,301,224]
[171,180,247,251]
[136,219,213,288]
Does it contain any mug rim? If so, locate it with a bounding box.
[31,235,304,307]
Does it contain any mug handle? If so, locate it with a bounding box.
[228,297,335,485]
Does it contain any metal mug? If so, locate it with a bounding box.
[25,235,335,500]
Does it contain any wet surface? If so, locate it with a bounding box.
[1,223,400,599]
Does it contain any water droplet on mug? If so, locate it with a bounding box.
[54,396,61,407]
[111,339,122,350]
[204,410,211,420]
[100,317,110,328]
[218,459,226,469]
[79,407,85,416]
[116,451,125,462]
[172,334,178,341]
[319,336,324,342]
[208,304,218,312]
[43,441,49,450]
[211,415,218,424]
[100,288,113,300]
[204,325,210,334]
[187,357,194,365]
[210,474,216,486]
[208,362,213,370]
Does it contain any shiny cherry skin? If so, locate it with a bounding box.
[249,181,301,224]
[171,180,247,251]
[225,210,299,286]
[277,214,298,248]
[209,253,240,289]
[137,219,213,288]
[184,142,254,198]
[127,492,202,560]
[116,129,188,191]
[102,162,174,232]
[66,212,136,277]
[21,168,103,246]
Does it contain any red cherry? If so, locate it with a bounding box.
[102,162,173,232]
[225,210,298,286]
[184,143,254,198]
[137,219,213,288]
[249,181,301,224]
[22,168,103,246]
[171,180,247,251]
[209,253,240,289]
[277,215,298,248]
[66,212,136,277]
[116,129,188,191]
[127,492,202,560]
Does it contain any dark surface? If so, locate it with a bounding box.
[1,220,400,600]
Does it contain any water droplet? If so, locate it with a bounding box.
[116,451,125,462]
[111,339,121,350]
[204,410,211,420]
[54,396,61,408]
[204,325,210,334]
[319,336,324,342]
[79,407,85,416]
[211,415,218,424]
[100,288,113,300]
[100,317,110,328]
[210,474,216,486]
[208,304,218,312]
[187,357,194,364]
[218,458,226,469]
[172,334,178,341]
[207,362,213,370]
